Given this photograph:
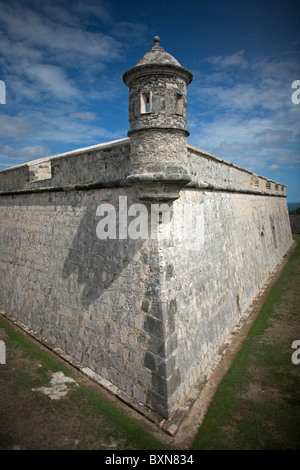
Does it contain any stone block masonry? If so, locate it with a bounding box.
[0,37,293,422]
[0,138,292,420]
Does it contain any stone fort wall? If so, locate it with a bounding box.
[0,139,293,419]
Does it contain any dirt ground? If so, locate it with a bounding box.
[0,238,299,450]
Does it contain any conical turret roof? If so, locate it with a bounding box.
[123,36,193,86]
[135,36,181,66]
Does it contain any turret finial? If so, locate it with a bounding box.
[153,36,160,47]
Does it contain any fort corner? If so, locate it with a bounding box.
[0,37,293,426]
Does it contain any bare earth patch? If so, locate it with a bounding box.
[239,383,284,405]
[32,371,77,400]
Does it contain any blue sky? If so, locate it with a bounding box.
[0,0,299,201]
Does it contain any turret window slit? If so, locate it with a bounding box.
[140,92,152,114]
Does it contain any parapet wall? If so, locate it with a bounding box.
[0,138,130,193]
[0,139,293,420]
[187,145,286,196]
[0,140,286,197]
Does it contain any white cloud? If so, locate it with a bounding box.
[75,2,113,24]
[22,108,125,147]
[0,0,144,169]
[0,2,121,63]
[273,151,300,165]
[256,129,293,147]
[0,1,125,107]
[192,79,289,113]
[69,112,97,121]
[206,50,248,69]
[189,112,299,173]
[0,142,51,163]
[189,50,300,177]
[25,64,79,100]
[252,58,300,80]
[0,114,34,138]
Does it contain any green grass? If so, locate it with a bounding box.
[0,318,169,450]
[191,235,300,450]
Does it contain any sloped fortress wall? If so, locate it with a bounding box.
[159,147,293,413]
[0,38,293,420]
[0,141,293,419]
[0,140,168,412]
